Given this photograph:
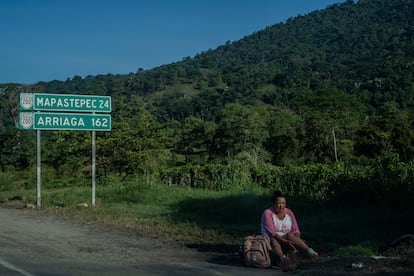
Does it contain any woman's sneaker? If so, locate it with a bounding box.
[307,248,319,258]
[280,255,292,272]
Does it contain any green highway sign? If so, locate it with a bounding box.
[19,93,111,113]
[19,112,111,131]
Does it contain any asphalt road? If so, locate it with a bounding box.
[0,207,283,276]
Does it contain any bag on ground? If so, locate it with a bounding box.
[243,234,272,268]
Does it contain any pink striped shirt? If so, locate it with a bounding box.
[261,207,300,237]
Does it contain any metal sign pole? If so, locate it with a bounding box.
[92,130,96,207]
[36,129,41,208]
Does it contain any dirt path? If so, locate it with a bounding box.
[1,206,413,275]
[0,207,281,276]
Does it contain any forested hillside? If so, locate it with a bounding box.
[1,0,413,185]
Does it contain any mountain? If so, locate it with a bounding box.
[2,0,413,171]
[29,0,413,122]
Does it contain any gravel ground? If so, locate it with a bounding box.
[1,199,413,275]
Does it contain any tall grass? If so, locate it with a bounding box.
[0,172,15,191]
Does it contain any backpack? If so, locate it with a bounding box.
[243,234,272,268]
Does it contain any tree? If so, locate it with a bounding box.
[265,107,303,166]
[213,103,270,165]
[172,116,215,165]
[293,88,366,163]
[355,102,414,162]
[44,131,90,176]
[103,107,169,177]
[0,129,35,171]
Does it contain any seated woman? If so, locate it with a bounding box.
[261,190,318,269]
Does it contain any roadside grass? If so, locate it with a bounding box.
[1,175,413,256]
[333,245,376,257]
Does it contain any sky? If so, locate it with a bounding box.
[0,0,344,84]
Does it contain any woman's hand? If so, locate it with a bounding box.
[275,234,295,248]
[279,237,290,245]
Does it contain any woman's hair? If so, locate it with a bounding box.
[272,190,285,203]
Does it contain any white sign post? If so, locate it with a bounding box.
[18,93,112,208]
[37,129,41,208]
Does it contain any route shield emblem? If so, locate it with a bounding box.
[20,93,34,110]
[19,112,34,129]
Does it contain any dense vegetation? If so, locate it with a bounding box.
[1,0,413,206]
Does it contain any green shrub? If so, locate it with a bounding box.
[159,160,414,204]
